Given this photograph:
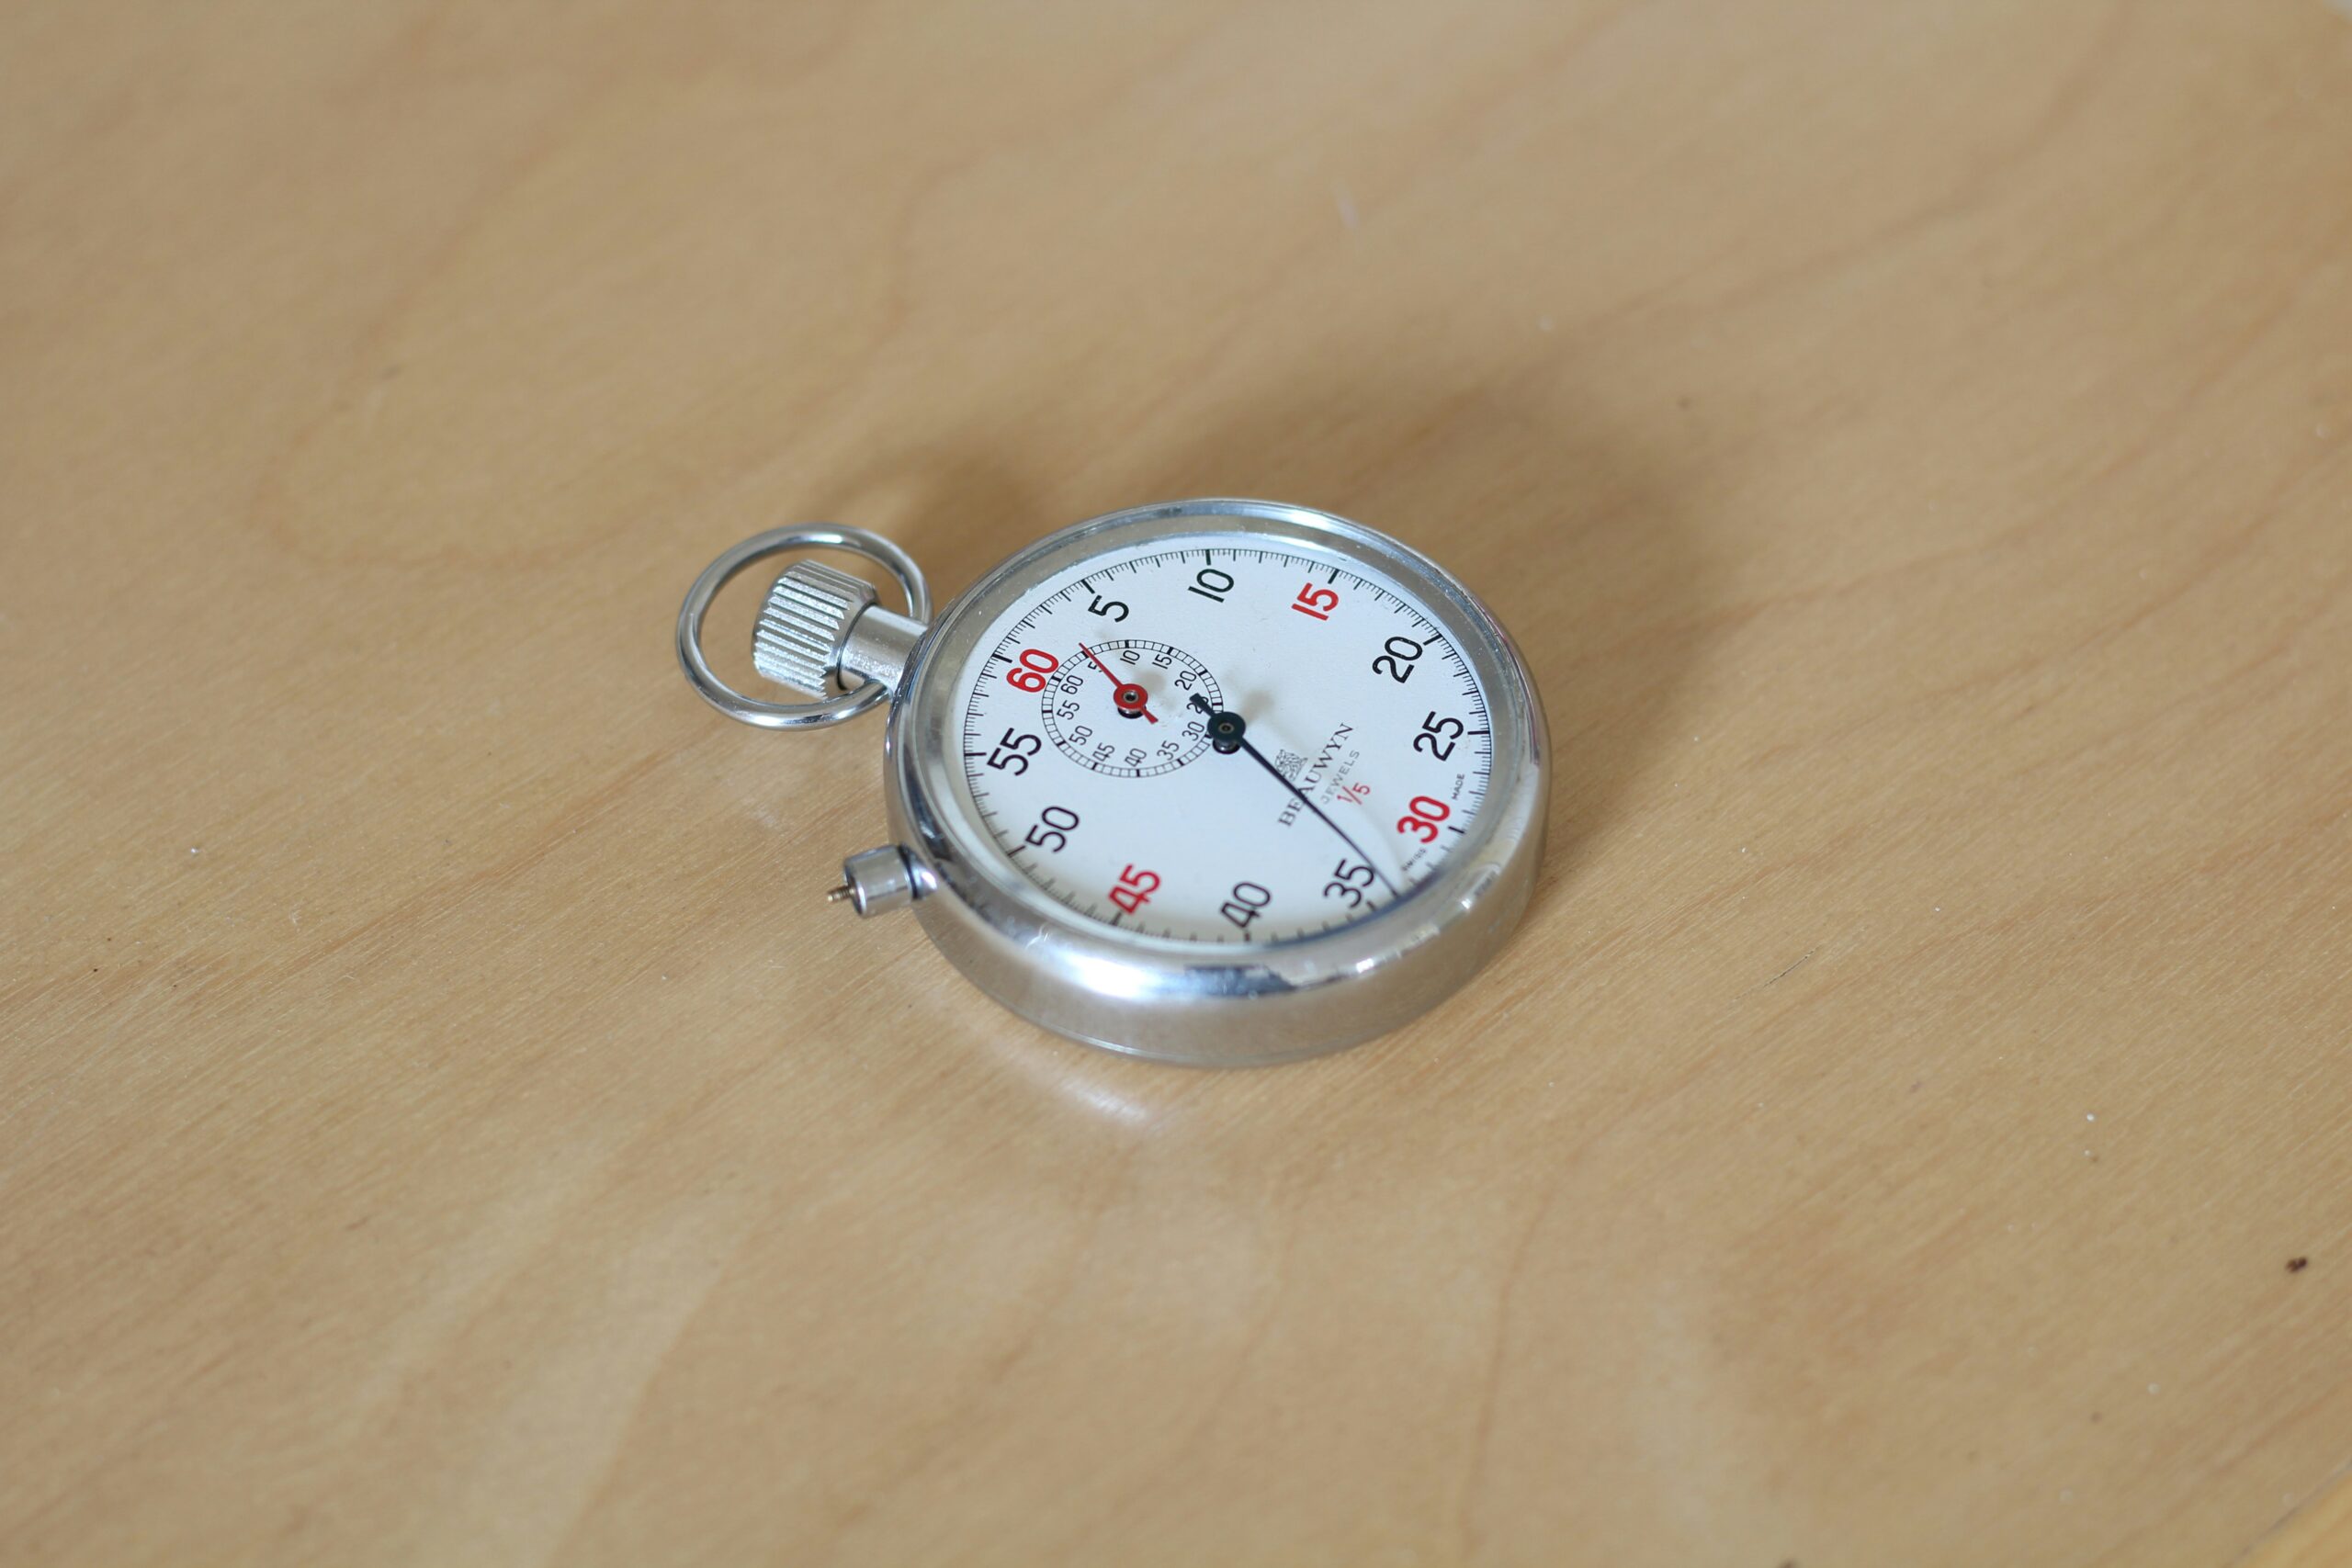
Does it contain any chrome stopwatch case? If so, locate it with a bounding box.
[680,499,1547,1066]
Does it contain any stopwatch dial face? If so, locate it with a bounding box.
[951,533,1496,943]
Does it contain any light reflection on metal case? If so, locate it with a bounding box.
[884,499,1547,1066]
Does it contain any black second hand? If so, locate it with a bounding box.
[1191,694,1402,898]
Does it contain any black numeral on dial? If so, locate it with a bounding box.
[1024,805,1080,853]
[987,729,1043,773]
[1373,634,1424,682]
[1188,567,1236,603]
[1220,880,1272,930]
[1322,858,1377,908]
[1413,711,1464,760]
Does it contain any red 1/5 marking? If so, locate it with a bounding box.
[1108,864,1160,916]
[1396,795,1452,842]
[1291,581,1340,621]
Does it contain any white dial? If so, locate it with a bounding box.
[952,533,1494,943]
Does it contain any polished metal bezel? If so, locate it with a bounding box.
[882,499,1547,1066]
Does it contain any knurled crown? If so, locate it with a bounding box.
[752,560,878,697]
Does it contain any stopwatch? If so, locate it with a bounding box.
[678,499,1546,1066]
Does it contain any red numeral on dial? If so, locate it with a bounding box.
[1004,648,1059,692]
[1291,581,1340,620]
[1109,864,1160,916]
[1396,795,1452,842]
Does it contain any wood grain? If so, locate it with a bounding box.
[4,3,2349,1563]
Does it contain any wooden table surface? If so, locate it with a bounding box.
[6,3,2349,1563]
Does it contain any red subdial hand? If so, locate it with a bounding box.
[1077,643,1157,722]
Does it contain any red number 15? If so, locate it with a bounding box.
[1291,581,1340,621]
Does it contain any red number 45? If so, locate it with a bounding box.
[1109,864,1160,915]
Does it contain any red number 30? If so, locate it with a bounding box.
[1396,795,1451,842]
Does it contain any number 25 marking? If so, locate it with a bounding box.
[1414,712,1464,761]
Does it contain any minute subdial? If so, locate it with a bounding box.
[1039,638,1221,777]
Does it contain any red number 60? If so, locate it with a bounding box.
[1005,648,1059,693]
